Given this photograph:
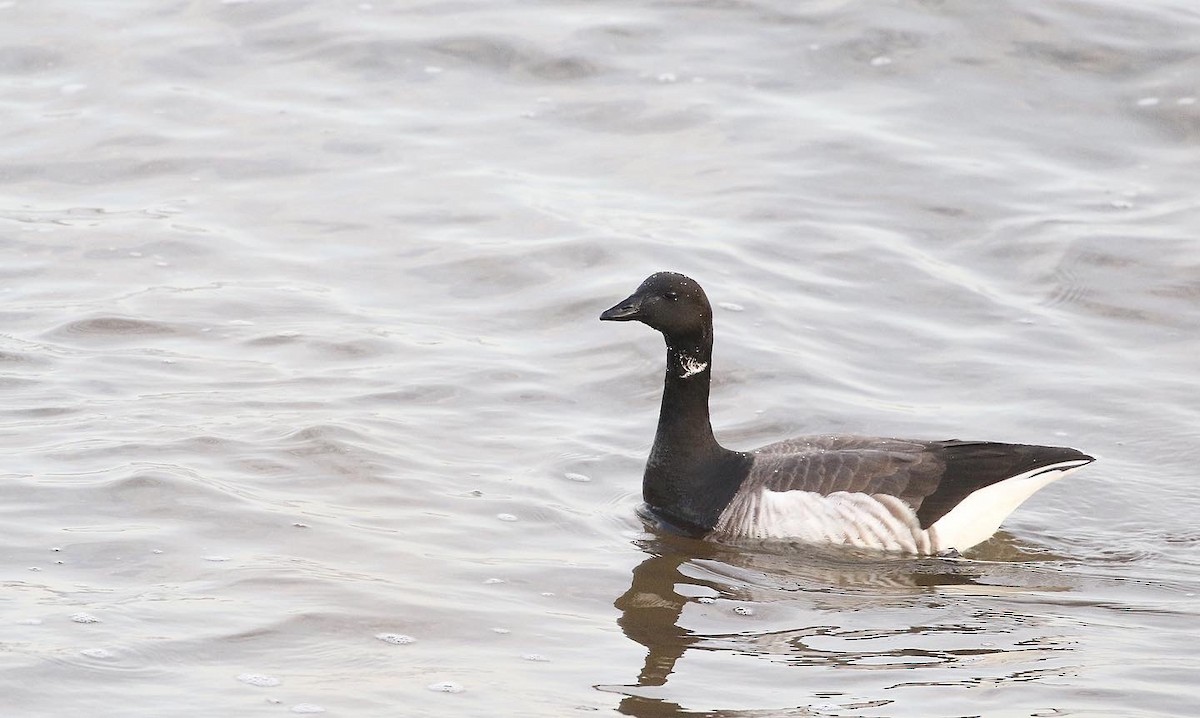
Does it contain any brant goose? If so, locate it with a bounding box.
[600,271,1094,555]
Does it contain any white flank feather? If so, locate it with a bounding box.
[716,489,932,553]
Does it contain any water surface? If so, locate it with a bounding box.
[1,1,1198,716]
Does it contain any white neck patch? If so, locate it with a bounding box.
[677,354,708,378]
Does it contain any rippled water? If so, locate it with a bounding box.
[2,1,1198,716]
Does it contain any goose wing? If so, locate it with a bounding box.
[744,435,1092,528]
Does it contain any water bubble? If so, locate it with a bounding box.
[375,633,416,645]
[71,613,101,624]
[521,653,551,662]
[491,627,511,634]
[238,673,282,687]
[564,472,591,483]
[496,513,518,522]
[427,681,465,693]
[870,56,893,67]
[696,597,715,605]
[290,704,326,714]
[733,605,755,616]
[17,618,42,625]
[1136,97,1160,107]
[718,302,745,312]
[656,72,678,83]
[424,66,444,75]
[483,578,505,585]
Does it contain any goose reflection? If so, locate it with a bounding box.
[604,528,1073,717]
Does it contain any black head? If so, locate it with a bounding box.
[600,272,712,340]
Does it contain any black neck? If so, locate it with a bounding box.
[642,334,750,535]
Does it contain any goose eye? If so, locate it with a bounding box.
[664,291,679,301]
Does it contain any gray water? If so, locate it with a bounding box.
[2,1,1198,716]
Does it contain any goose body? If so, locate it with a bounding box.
[600,272,1094,555]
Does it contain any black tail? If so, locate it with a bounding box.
[915,441,1094,528]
